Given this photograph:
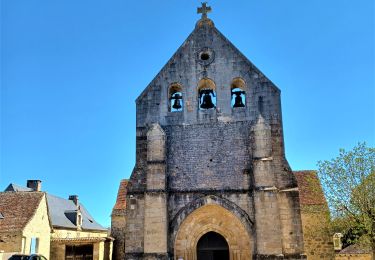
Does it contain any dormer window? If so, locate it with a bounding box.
[198,78,216,110]
[77,212,83,226]
[169,84,183,112]
[231,78,246,108]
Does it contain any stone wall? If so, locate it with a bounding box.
[124,194,145,256]
[23,195,51,257]
[300,206,335,259]
[111,211,126,260]
[164,122,252,191]
[0,232,22,253]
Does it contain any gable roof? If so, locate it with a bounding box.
[293,170,327,206]
[0,192,44,232]
[4,183,33,192]
[113,179,128,211]
[46,194,106,231]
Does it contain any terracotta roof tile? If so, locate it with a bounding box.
[113,179,128,210]
[293,170,327,206]
[0,192,44,232]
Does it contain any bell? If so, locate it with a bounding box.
[172,98,182,110]
[233,93,245,108]
[200,93,215,109]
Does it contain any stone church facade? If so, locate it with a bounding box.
[112,4,307,260]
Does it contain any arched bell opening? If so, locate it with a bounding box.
[230,78,246,108]
[198,78,216,110]
[197,231,229,260]
[169,84,183,112]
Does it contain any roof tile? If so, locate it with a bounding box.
[293,170,327,205]
[0,192,44,232]
[113,179,128,210]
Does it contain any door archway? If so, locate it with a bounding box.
[174,204,253,260]
[197,231,229,260]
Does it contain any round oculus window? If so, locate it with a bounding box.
[197,48,215,65]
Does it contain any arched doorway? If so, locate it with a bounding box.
[197,232,229,260]
[174,204,253,260]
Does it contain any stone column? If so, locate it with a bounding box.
[251,116,283,257]
[144,123,168,259]
[93,241,105,260]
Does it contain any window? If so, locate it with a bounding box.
[198,78,216,110]
[77,213,83,226]
[30,237,38,254]
[169,84,183,112]
[258,96,264,114]
[231,78,246,108]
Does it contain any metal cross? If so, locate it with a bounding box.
[197,2,212,19]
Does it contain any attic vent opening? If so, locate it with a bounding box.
[200,53,210,61]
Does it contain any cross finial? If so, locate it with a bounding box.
[197,2,212,19]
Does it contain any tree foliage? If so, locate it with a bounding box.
[317,142,375,250]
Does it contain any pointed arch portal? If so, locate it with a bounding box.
[174,204,253,260]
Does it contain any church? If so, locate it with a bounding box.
[111,3,317,260]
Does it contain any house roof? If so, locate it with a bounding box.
[113,179,128,211]
[46,194,106,231]
[4,183,33,192]
[339,244,373,254]
[293,170,327,205]
[2,183,106,232]
[0,192,44,232]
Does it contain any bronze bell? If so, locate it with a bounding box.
[172,98,182,110]
[200,93,215,109]
[171,93,182,110]
[233,93,245,108]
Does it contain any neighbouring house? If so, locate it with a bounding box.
[110,180,128,260]
[336,244,373,260]
[294,171,335,259]
[0,189,51,259]
[0,180,113,260]
[48,193,113,260]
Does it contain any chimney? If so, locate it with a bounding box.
[26,180,42,191]
[69,195,79,206]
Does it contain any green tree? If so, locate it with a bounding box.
[317,142,375,252]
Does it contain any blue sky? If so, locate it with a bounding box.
[1,0,374,227]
